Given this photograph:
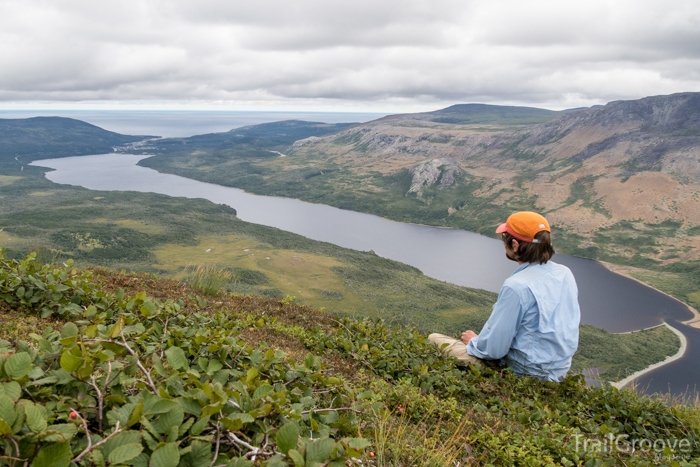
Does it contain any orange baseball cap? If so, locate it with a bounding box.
[495,211,550,243]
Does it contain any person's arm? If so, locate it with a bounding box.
[466,286,522,360]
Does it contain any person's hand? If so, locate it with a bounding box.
[461,330,478,345]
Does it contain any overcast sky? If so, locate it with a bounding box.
[1,0,699,112]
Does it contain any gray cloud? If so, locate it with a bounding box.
[1,0,699,109]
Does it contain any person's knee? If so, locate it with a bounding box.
[428,332,443,342]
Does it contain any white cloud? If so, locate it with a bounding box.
[1,0,699,110]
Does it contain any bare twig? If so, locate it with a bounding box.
[301,407,362,415]
[8,436,22,466]
[103,361,113,393]
[329,318,355,338]
[210,420,222,467]
[88,376,104,432]
[312,386,342,395]
[71,410,122,463]
[119,331,159,394]
[228,433,258,452]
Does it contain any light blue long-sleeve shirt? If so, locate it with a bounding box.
[466,261,581,382]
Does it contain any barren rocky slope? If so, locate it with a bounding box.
[290,93,700,264]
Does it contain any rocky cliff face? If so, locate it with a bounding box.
[408,158,460,197]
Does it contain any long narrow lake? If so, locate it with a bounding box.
[31,154,698,395]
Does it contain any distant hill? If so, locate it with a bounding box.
[151,120,356,154]
[382,103,562,125]
[0,116,148,162]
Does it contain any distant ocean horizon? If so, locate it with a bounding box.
[0,110,389,138]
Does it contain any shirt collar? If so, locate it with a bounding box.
[511,262,531,276]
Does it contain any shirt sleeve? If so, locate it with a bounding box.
[466,286,522,360]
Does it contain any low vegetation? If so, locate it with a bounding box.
[0,160,683,383]
[1,253,698,466]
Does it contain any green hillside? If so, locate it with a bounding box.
[0,117,148,162]
[392,103,562,125]
[0,255,698,466]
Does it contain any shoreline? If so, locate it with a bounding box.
[610,323,688,390]
[599,260,700,329]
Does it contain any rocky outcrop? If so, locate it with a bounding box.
[408,158,460,197]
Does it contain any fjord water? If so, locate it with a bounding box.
[30,154,697,395]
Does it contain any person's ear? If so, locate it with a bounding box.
[511,239,519,252]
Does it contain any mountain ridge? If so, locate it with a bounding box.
[132,92,700,312]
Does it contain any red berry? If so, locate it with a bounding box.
[369,451,375,458]
[70,411,77,419]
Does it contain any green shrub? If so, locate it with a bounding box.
[1,250,699,466]
[0,251,369,467]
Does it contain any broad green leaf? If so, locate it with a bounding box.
[91,449,106,467]
[25,403,48,432]
[108,315,125,338]
[108,443,144,464]
[346,438,371,449]
[252,384,273,401]
[184,440,212,467]
[30,376,59,387]
[28,365,45,380]
[245,367,259,384]
[189,415,210,436]
[305,438,335,465]
[40,423,78,442]
[149,442,180,467]
[103,430,143,459]
[60,322,79,338]
[0,419,11,435]
[0,395,16,425]
[221,412,254,431]
[157,405,184,434]
[287,449,304,467]
[165,347,188,370]
[60,350,84,372]
[33,441,72,467]
[130,453,150,467]
[263,455,287,467]
[10,403,25,434]
[177,417,195,438]
[0,381,21,400]
[177,397,202,416]
[201,402,224,418]
[143,397,180,416]
[4,352,31,380]
[276,421,299,455]
[127,400,144,428]
[207,360,223,374]
[225,458,254,467]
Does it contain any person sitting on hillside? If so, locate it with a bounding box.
[429,211,581,382]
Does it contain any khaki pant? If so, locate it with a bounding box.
[428,333,482,366]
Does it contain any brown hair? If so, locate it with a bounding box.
[502,231,555,264]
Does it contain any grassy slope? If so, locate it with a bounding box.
[1,265,698,466]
